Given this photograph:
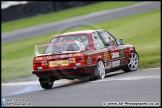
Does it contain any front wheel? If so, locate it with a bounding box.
[122,51,139,72]
[89,60,106,81]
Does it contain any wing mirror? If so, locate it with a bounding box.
[119,39,124,44]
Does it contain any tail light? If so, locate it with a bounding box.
[33,63,35,68]
[33,63,38,69]
[41,60,48,66]
[79,59,85,63]
[73,53,82,56]
[41,61,45,66]
[69,58,76,63]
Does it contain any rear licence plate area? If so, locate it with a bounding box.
[49,60,69,67]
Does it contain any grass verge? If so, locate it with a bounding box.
[2,1,138,32]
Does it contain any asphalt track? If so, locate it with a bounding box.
[2,68,161,106]
[2,1,160,43]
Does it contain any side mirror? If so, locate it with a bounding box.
[119,39,124,44]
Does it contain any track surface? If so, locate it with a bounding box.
[2,2,160,43]
[2,68,161,106]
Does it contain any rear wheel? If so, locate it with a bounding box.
[89,60,105,81]
[39,78,54,89]
[122,51,139,72]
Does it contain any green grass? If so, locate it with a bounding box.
[2,9,160,83]
[1,1,138,32]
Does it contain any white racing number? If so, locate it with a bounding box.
[111,52,119,58]
[111,60,120,67]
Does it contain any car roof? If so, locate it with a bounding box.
[53,29,105,37]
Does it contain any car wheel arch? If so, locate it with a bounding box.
[127,47,135,55]
[89,57,105,81]
[94,56,105,65]
[123,50,139,72]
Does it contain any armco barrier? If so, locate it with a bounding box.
[1,1,98,23]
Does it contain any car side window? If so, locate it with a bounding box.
[92,32,105,49]
[98,31,117,46]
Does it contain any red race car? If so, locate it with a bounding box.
[32,29,139,89]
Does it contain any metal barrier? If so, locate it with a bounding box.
[1,1,98,23]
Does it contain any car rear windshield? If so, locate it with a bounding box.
[50,34,90,48]
[41,34,90,54]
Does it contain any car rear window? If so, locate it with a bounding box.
[50,34,90,48]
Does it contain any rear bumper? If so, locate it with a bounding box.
[32,64,96,78]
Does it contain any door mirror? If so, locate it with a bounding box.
[119,39,124,44]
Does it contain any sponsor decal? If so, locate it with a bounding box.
[84,50,97,55]
[87,56,92,64]
[120,58,125,65]
[49,60,69,67]
[105,62,111,69]
[61,60,69,66]
[97,48,108,53]
[111,52,119,58]
[111,60,120,67]
[35,57,42,60]
[120,49,125,57]
[118,46,125,57]
[61,54,73,58]
[104,52,109,58]
[74,53,81,56]
[47,55,51,60]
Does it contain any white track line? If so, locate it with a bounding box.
[140,67,160,70]
[2,79,80,86]
[91,75,160,83]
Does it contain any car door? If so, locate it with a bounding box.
[97,31,126,69]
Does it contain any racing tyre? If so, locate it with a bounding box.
[122,51,139,72]
[89,60,105,81]
[39,80,54,89]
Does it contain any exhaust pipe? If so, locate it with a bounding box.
[39,77,50,83]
